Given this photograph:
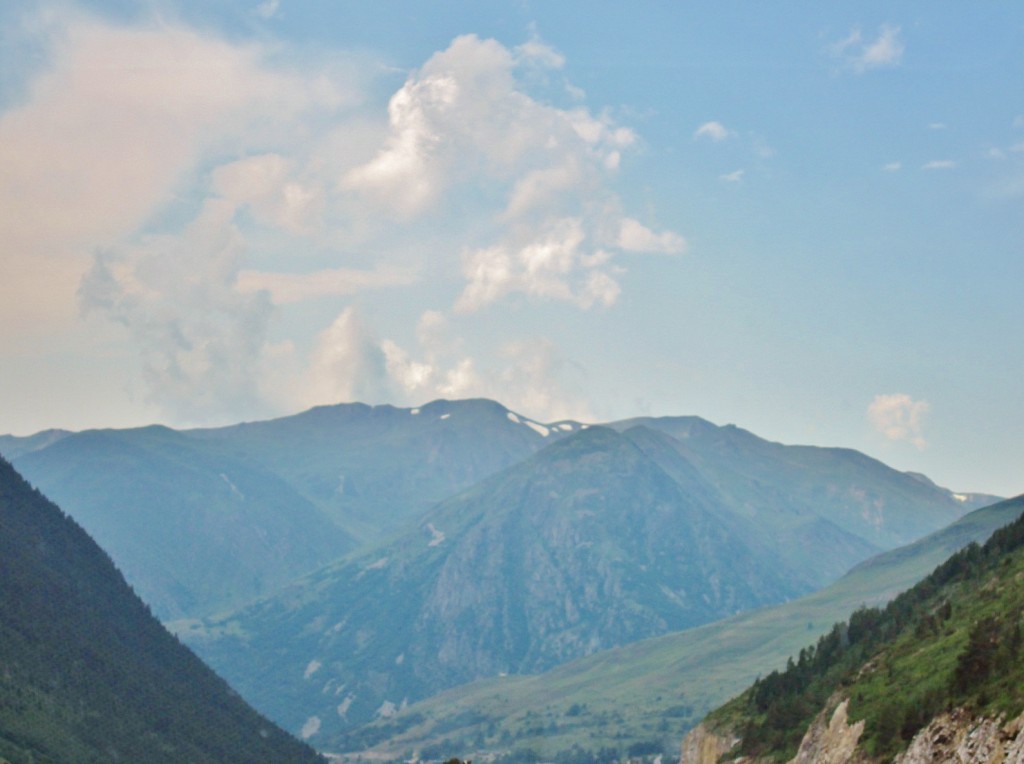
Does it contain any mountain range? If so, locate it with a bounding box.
[0,398,1002,757]
[172,404,990,750]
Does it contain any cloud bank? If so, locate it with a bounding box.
[5,11,682,424]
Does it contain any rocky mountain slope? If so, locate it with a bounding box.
[612,416,997,582]
[184,425,803,744]
[327,494,1024,761]
[682,492,1024,763]
[0,456,323,764]
[182,422,991,752]
[6,399,574,618]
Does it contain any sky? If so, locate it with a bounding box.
[1,1,1022,496]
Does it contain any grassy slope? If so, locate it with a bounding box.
[707,493,1024,762]
[338,496,1024,760]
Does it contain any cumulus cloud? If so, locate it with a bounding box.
[617,218,686,254]
[6,13,679,423]
[830,24,904,73]
[868,393,930,449]
[0,9,357,347]
[693,121,732,142]
[883,161,902,172]
[922,160,956,170]
[719,169,745,183]
[304,307,393,407]
[377,312,593,422]
[78,199,276,424]
[456,218,625,311]
[343,33,677,311]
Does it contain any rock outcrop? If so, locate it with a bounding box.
[678,721,740,764]
[681,704,1024,764]
[894,708,1024,763]
[790,699,867,764]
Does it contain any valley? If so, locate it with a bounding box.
[2,397,1011,762]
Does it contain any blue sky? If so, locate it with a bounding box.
[1,1,1022,496]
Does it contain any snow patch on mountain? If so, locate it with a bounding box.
[219,473,244,500]
[525,421,550,437]
[337,695,354,718]
[300,716,321,739]
[427,523,446,547]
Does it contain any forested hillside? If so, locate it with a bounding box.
[0,457,323,764]
[695,493,1024,762]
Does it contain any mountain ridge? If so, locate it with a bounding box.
[0,455,323,764]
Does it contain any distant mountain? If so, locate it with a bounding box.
[9,399,576,618]
[0,456,323,764]
[12,425,353,620]
[186,398,580,542]
[686,492,1024,763]
[0,429,70,460]
[611,416,997,582]
[343,494,1024,762]
[181,422,985,750]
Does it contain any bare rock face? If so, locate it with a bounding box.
[679,698,866,764]
[894,708,1024,764]
[684,697,1024,764]
[678,722,740,764]
[790,699,867,764]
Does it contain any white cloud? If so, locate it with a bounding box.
[342,34,677,312]
[211,154,325,236]
[304,307,393,407]
[922,160,956,170]
[515,38,566,70]
[78,198,277,424]
[830,24,904,73]
[882,161,902,172]
[928,122,947,130]
[4,15,680,423]
[693,121,731,142]
[617,218,686,254]
[379,318,593,422]
[0,9,357,347]
[342,34,633,220]
[456,217,632,312]
[719,169,745,183]
[868,393,929,449]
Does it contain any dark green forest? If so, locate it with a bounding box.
[0,456,323,764]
